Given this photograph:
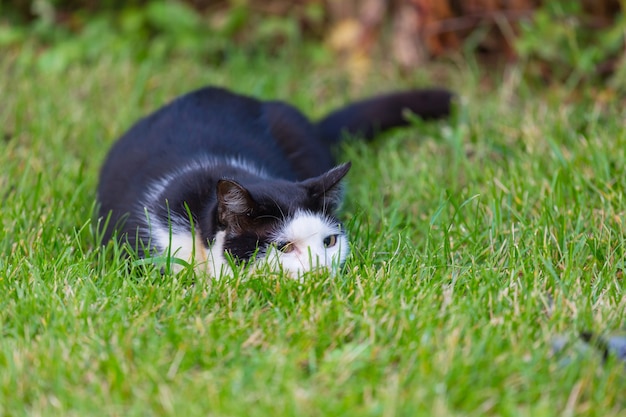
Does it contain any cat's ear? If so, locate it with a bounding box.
[216,179,256,230]
[303,162,351,212]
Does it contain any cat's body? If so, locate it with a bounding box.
[98,86,452,277]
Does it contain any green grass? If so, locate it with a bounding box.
[1,45,625,416]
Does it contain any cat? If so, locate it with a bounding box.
[97,86,453,278]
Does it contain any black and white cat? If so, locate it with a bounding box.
[97,86,452,278]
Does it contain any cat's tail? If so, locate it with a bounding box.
[316,88,454,144]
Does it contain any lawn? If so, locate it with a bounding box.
[1,43,625,416]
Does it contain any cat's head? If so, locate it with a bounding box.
[215,162,351,278]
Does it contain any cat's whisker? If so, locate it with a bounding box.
[269,196,287,221]
[256,214,281,222]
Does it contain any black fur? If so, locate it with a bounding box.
[97,86,453,260]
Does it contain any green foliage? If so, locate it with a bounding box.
[1,3,211,71]
[0,1,319,73]
[516,2,626,88]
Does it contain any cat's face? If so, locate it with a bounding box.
[214,163,351,278]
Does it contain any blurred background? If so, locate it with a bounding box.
[1,0,625,91]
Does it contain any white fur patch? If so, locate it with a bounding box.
[258,210,349,278]
[206,230,228,277]
[150,217,228,277]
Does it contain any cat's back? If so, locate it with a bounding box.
[100,87,321,195]
[101,87,289,177]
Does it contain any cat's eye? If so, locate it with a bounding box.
[278,242,294,253]
[323,234,338,248]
